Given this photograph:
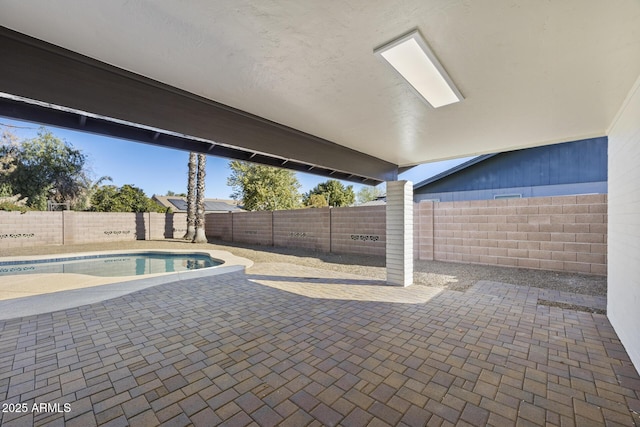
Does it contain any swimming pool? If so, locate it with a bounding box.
[0,251,222,277]
[0,249,253,319]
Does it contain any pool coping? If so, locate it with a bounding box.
[0,249,253,320]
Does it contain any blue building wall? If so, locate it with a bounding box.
[414,137,607,202]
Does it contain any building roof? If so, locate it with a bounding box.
[413,155,494,191]
[152,196,244,213]
[413,137,607,194]
[357,199,387,207]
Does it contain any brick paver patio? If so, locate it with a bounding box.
[0,265,638,426]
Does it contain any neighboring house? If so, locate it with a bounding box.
[414,137,607,202]
[152,196,244,213]
[357,195,387,207]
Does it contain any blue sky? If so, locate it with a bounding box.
[0,117,472,200]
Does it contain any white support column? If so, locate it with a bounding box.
[386,180,413,286]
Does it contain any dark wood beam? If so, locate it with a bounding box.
[0,97,383,186]
[0,26,397,184]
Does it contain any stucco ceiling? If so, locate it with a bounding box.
[1,0,640,167]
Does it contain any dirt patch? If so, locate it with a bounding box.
[537,299,607,314]
[0,238,606,296]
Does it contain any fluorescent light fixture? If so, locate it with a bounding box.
[375,30,463,108]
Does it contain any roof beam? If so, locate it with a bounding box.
[0,97,383,186]
[0,26,397,184]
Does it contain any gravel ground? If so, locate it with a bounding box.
[1,239,607,296]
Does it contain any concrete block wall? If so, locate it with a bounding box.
[231,211,273,246]
[0,211,183,249]
[273,208,330,252]
[171,212,230,240]
[62,212,142,245]
[0,211,63,248]
[171,213,188,239]
[415,201,434,260]
[205,213,233,241]
[0,196,607,276]
[430,195,607,275]
[330,206,385,256]
[148,213,180,240]
[210,207,384,255]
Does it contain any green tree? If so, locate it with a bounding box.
[89,185,119,212]
[306,194,328,208]
[0,129,19,198]
[90,184,164,212]
[0,194,31,212]
[303,179,355,207]
[5,128,88,210]
[356,183,386,204]
[227,161,301,211]
[73,175,113,211]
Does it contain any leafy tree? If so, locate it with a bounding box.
[0,194,31,212]
[227,161,301,211]
[303,179,354,207]
[73,175,113,211]
[4,128,88,210]
[0,130,19,198]
[166,190,187,197]
[90,184,165,212]
[356,183,386,204]
[89,185,119,212]
[306,194,328,208]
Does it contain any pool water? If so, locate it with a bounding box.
[0,252,221,277]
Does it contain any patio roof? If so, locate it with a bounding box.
[1,1,639,177]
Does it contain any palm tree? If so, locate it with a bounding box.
[192,153,207,243]
[183,152,197,240]
[73,175,112,211]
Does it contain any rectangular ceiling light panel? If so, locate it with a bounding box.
[375,30,463,108]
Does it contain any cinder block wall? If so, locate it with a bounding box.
[273,208,330,252]
[170,213,188,239]
[231,211,273,246]
[415,201,434,260]
[330,206,385,256]
[0,211,63,248]
[0,196,607,275]
[62,212,143,244]
[429,195,607,275]
[148,213,180,240]
[205,213,233,241]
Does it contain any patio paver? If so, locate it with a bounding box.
[0,265,638,426]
